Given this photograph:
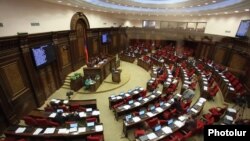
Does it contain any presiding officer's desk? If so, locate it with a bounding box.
[50,99,97,109]
[136,97,207,141]
[114,90,162,120]
[83,56,116,85]
[123,93,182,137]
[4,123,104,141]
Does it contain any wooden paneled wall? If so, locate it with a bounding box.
[0,30,86,132]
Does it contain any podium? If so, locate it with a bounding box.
[112,70,121,83]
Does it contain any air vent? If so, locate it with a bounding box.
[0,23,3,27]
[31,22,40,26]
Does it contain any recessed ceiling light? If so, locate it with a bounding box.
[82,7,85,9]
[57,1,62,3]
[212,1,216,3]
[197,5,201,6]
[67,3,71,5]
[190,15,193,16]
[75,5,78,8]
[234,10,239,13]
[182,6,185,8]
[244,9,249,11]
[205,3,208,5]
[215,13,218,15]
[207,13,210,15]
[190,6,193,7]
[198,14,201,16]
[224,12,228,14]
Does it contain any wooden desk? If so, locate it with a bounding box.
[50,99,97,109]
[137,59,151,71]
[108,87,144,109]
[4,124,103,141]
[119,54,136,63]
[28,109,100,122]
[114,91,162,120]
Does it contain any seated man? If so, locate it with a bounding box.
[182,88,195,101]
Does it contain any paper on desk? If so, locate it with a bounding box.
[116,96,122,100]
[95,125,103,132]
[196,102,202,107]
[225,115,233,121]
[147,132,157,140]
[15,127,26,133]
[132,117,141,122]
[33,128,43,135]
[43,128,55,134]
[199,97,206,103]
[147,112,154,117]
[174,120,184,128]
[123,105,131,110]
[125,93,130,97]
[63,100,69,104]
[162,126,173,134]
[156,107,163,112]
[203,86,208,91]
[143,98,149,102]
[178,115,187,121]
[191,108,198,113]
[58,128,69,134]
[69,127,77,132]
[133,102,140,106]
[165,103,171,107]
[92,110,100,115]
[150,95,156,98]
[79,112,86,117]
[227,108,236,113]
[49,112,57,118]
[78,127,86,133]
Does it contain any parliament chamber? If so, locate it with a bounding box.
[0,0,250,141]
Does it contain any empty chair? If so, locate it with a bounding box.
[87,134,104,141]
[146,117,158,129]
[23,116,38,126]
[86,117,98,123]
[134,128,146,138]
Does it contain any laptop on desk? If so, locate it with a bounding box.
[125,114,133,123]
[87,122,95,131]
[150,105,157,114]
[139,110,147,119]
[139,135,149,141]
[167,119,176,129]
[154,124,164,136]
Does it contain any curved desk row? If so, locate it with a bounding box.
[4,124,103,141]
[50,99,97,109]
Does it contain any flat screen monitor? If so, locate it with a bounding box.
[138,97,143,101]
[101,33,108,44]
[139,110,145,116]
[125,114,132,121]
[154,124,161,132]
[128,100,134,104]
[150,105,155,111]
[70,123,78,128]
[31,43,56,68]
[160,101,164,106]
[168,119,174,125]
[236,20,250,38]
[87,122,95,127]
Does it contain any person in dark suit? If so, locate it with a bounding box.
[173,97,182,111]
[54,112,66,124]
[185,115,197,130]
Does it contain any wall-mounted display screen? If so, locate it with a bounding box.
[236,20,250,38]
[31,43,56,68]
[143,20,156,28]
[101,33,108,44]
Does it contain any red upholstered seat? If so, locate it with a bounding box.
[23,116,38,126]
[87,134,104,141]
[134,129,145,138]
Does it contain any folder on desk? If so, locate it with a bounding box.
[156,107,163,112]
[134,102,140,106]
[147,112,154,117]
[147,132,157,140]
[49,112,57,118]
[33,128,43,135]
[162,126,173,134]
[92,111,100,116]
[78,127,86,133]
[15,127,26,134]
[123,105,131,110]
[191,108,198,114]
[43,128,55,134]
[174,121,184,128]
[95,125,103,132]
[132,117,141,122]
[58,128,69,134]
[143,98,149,102]
[79,112,86,117]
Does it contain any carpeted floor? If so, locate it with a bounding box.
[40,61,250,141]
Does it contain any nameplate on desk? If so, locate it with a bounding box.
[15,127,26,134]
[58,128,69,134]
[33,128,43,135]
[43,128,55,134]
